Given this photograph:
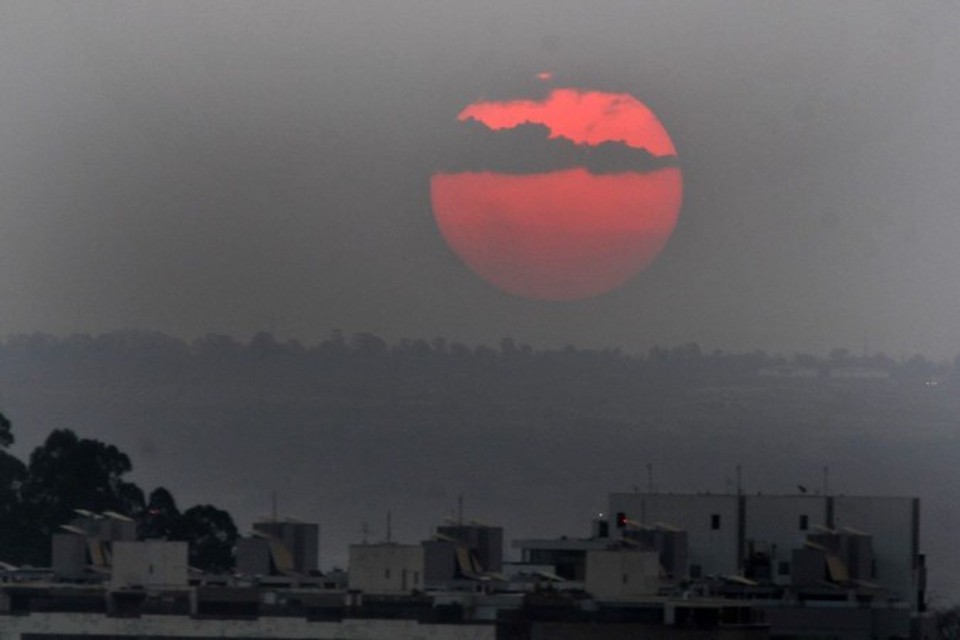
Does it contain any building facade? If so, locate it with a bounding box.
[607,492,924,608]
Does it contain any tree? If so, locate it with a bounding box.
[0,449,27,563]
[350,332,388,357]
[20,429,145,562]
[139,487,184,541]
[0,411,27,563]
[180,505,238,573]
[828,347,850,363]
[0,411,12,449]
[0,418,239,571]
[139,490,238,572]
[0,450,25,505]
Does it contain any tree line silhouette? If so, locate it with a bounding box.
[0,330,950,394]
[0,415,236,572]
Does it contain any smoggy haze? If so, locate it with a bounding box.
[1,2,959,357]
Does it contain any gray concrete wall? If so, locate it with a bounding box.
[0,612,495,640]
[584,550,660,600]
[51,534,87,581]
[609,493,740,578]
[348,544,424,595]
[832,496,918,605]
[253,522,320,574]
[744,495,828,585]
[236,537,272,575]
[423,540,457,583]
[762,604,911,640]
[436,525,503,573]
[111,541,188,588]
[526,621,768,640]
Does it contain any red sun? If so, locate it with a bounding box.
[430,88,683,301]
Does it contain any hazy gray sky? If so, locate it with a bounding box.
[1,1,958,357]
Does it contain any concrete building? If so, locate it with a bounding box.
[0,581,771,640]
[421,520,506,589]
[71,510,138,544]
[512,533,674,599]
[584,549,660,601]
[422,539,460,585]
[435,523,503,573]
[602,492,933,639]
[111,540,188,588]
[512,537,611,583]
[251,518,319,574]
[610,493,741,579]
[235,518,320,577]
[742,494,831,584]
[622,522,689,582]
[833,495,924,610]
[52,511,138,581]
[348,543,424,595]
[50,533,90,581]
[608,492,925,614]
[235,536,273,576]
[0,610,496,640]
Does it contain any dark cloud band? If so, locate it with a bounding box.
[436,120,678,175]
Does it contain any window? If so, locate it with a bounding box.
[778,561,790,575]
[799,514,808,530]
[711,514,721,530]
[690,564,702,578]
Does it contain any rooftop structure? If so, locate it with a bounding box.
[235,517,320,577]
[0,488,931,639]
[607,492,924,609]
[348,543,424,595]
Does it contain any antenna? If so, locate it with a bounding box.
[647,463,654,493]
[736,464,743,495]
[386,510,392,543]
[271,490,277,522]
[823,466,830,495]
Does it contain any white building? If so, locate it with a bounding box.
[584,549,660,601]
[348,544,424,595]
[607,492,923,607]
[743,494,830,585]
[833,495,922,608]
[610,493,741,579]
[111,540,188,588]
